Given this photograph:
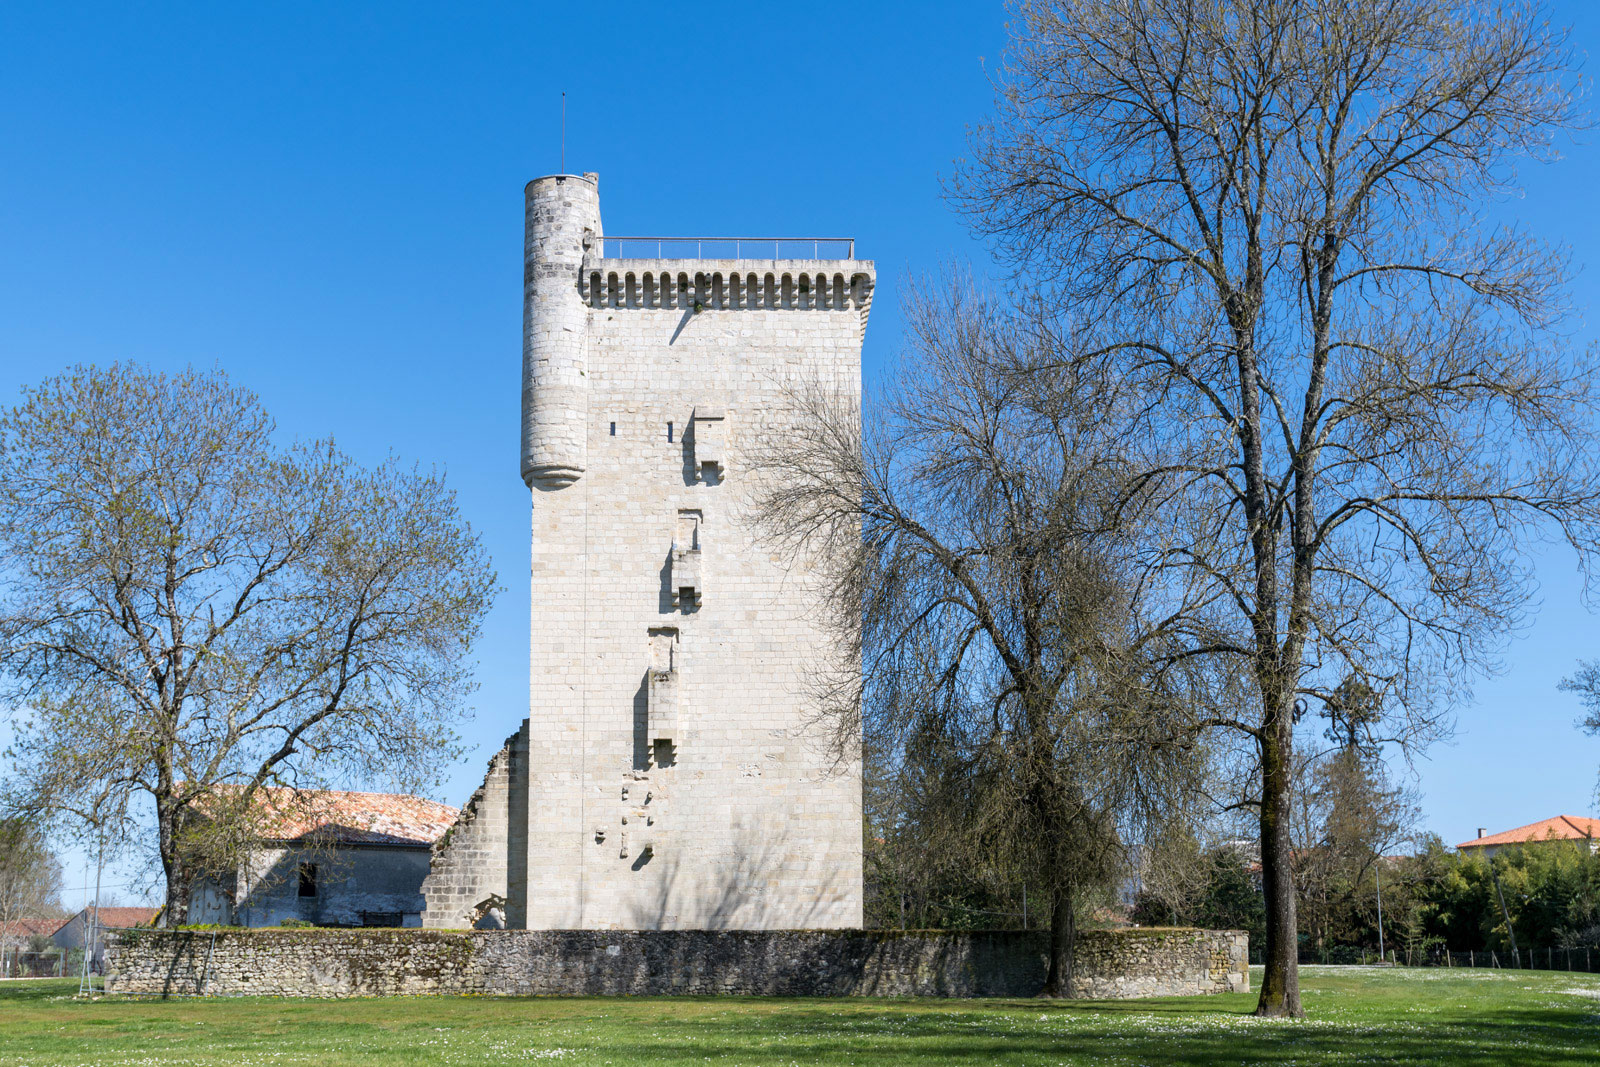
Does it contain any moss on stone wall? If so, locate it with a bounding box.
[104,927,1247,1000]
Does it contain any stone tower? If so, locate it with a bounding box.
[423,173,870,930]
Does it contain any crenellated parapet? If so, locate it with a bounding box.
[580,260,875,332]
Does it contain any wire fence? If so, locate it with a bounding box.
[1249,944,1600,972]
[0,946,80,978]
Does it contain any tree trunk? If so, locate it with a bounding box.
[157,809,190,928]
[162,866,191,927]
[1039,885,1076,998]
[1255,710,1304,1017]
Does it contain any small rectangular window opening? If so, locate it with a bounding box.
[666,422,674,442]
[298,862,318,898]
[609,421,616,436]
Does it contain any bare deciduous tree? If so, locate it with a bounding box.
[0,816,64,974]
[953,0,1599,1015]
[758,279,1209,995]
[0,364,497,923]
[1557,663,1600,803]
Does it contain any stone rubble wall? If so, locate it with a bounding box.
[104,927,1246,999]
[421,723,530,929]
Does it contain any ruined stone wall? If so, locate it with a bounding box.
[104,927,1247,999]
[421,723,528,929]
[1069,927,1249,998]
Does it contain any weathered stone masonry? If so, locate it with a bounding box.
[424,173,869,932]
[105,927,1248,999]
[420,724,529,928]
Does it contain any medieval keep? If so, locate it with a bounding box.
[422,173,870,930]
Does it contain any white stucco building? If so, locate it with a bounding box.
[189,788,458,928]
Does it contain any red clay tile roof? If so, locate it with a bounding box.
[213,787,461,847]
[1457,815,1600,850]
[0,917,68,938]
[77,907,159,928]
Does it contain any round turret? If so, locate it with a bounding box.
[522,173,601,488]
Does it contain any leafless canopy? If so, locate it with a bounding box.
[758,277,1215,993]
[951,0,1597,1015]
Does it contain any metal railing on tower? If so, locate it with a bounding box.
[601,237,856,260]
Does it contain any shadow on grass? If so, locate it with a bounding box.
[4,978,1598,1067]
[620,999,1599,1067]
[0,979,78,1006]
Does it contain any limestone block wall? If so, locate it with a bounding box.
[421,723,529,928]
[505,173,872,933]
[104,927,1248,999]
[522,292,866,931]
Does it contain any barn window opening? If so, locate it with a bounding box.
[298,863,318,898]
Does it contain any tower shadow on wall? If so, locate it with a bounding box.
[631,673,650,772]
[668,305,695,346]
[621,824,830,933]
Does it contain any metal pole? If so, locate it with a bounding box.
[77,825,102,995]
[1375,862,1385,962]
[560,91,566,175]
[76,893,89,990]
[89,828,105,989]
[199,931,217,996]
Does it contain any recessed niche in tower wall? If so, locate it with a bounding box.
[690,409,726,479]
[647,627,679,744]
[672,510,703,608]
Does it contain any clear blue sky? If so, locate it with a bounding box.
[2,1,1598,901]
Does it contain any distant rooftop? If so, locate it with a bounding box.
[1457,815,1600,850]
[0,916,68,938]
[69,906,159,929]
[196,786,460,848]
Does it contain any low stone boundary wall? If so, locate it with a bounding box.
[104,927,1247,999]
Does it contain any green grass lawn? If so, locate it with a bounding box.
[2,966,1596,1066]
